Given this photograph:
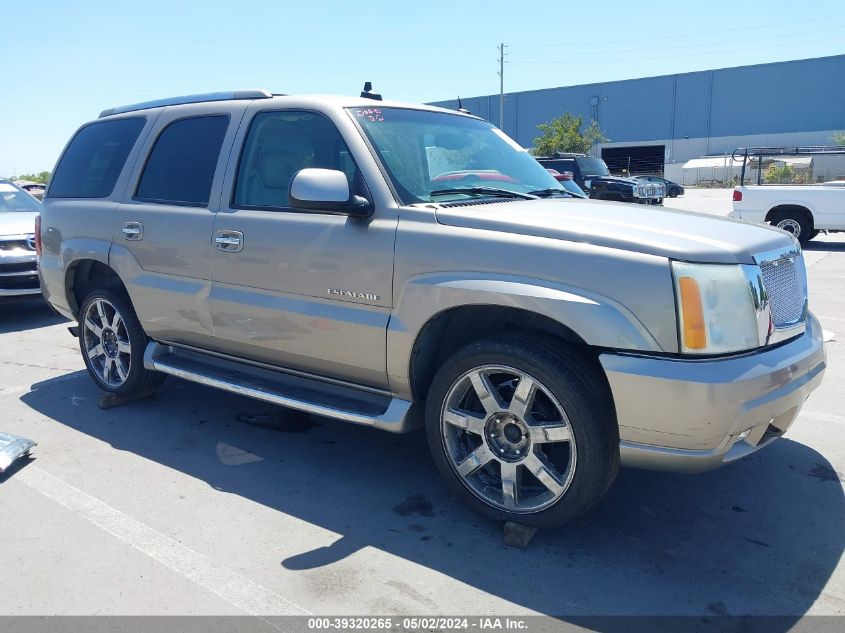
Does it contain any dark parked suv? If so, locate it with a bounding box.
[536,153,664,204]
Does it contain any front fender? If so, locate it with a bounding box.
[386,272,663,399]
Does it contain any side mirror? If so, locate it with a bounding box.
[289,168,372,217]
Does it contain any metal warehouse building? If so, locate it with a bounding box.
[430,54,845,183]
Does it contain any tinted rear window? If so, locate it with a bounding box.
[540,159,576,172]
[48,117,146,198]
[575,157,610,176]
[136,115,229,206]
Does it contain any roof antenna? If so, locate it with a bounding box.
[457,97,471,114]
[361,81,382,101]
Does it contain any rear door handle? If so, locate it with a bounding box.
[215,230,243,253]
[122,222,143,240]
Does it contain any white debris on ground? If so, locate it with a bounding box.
[0,432,36,473]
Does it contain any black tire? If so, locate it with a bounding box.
[668,188,680,198]
[425,334,619,528]
[769,210,813,244]
[809,230,820,241]
[78,288,165,395]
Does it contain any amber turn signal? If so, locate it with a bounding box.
[678,276,707,350]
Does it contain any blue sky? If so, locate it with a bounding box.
[3,0,844,175]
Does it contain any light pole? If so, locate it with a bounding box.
[497,43,506,129]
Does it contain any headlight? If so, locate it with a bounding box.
[672,261,762,354]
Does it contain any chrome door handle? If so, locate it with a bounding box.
[215,230,243,252]
[122,222,143,240]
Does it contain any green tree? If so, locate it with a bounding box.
[832,131,845,146]
[532,113,609,156]
[763,162,807,184]
[15,171,51,183]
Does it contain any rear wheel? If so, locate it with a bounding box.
[769,210,812,244]
[78,289,165,395]
[668,188,680,198]
[425,335,619,528]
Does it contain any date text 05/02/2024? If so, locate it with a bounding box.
[307,617,528,630]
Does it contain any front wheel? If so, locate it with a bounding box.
[425,335,619,528]
[78,289,165,395]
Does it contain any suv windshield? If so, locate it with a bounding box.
[0,181,42,212]
[350,107,564,204]
[575,157,610,177]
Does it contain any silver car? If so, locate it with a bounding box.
[0,178,40,297]
[38,91,825,527]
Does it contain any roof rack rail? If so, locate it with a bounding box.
[99,90,273,118]
[731,145,845,185]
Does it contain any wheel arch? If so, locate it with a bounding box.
[65,259,128,318]
[409,305,594,402]
[765,204,815,228]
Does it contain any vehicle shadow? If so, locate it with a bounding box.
[0,296,67,334]
[804,240,845,252]
[20,372,845,622]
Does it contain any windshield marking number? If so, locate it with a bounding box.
[356,108,384,122]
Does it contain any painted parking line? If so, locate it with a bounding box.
[800,410,845,424]
[15,465,310,617]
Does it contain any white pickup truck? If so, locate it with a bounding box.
[730,183,844,244]
[729,147,845,244]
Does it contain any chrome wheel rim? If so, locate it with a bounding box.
[440,365,577,513]
[776,218,802,236]
[82,298,131,388]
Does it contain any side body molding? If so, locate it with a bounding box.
[386,272,664,400]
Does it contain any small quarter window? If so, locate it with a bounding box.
[136,115,229,206]
[48,117,146,199]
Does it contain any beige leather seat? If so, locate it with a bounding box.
[245,150,301,207]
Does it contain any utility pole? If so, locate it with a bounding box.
[497,43,506,129]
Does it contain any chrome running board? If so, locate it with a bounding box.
[143,341,416,433]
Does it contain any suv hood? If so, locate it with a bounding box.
[434,198,791,264]
[0,212,39,237]
[589,175,639,185]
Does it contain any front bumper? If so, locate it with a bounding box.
[0,247,40,297]
[600,313,826,473]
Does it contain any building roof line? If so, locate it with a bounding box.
[428,53,845,104]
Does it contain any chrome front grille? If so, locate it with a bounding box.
[758,250,806,327]
[636,184,658,198]
[0,236,35,251]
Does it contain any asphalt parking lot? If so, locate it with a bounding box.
[1,189,843,620]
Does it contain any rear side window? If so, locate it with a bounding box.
[136,115,229,206]
[543,159,576,173]
[48,117,146,198]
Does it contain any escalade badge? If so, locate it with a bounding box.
[327,288,381,301]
